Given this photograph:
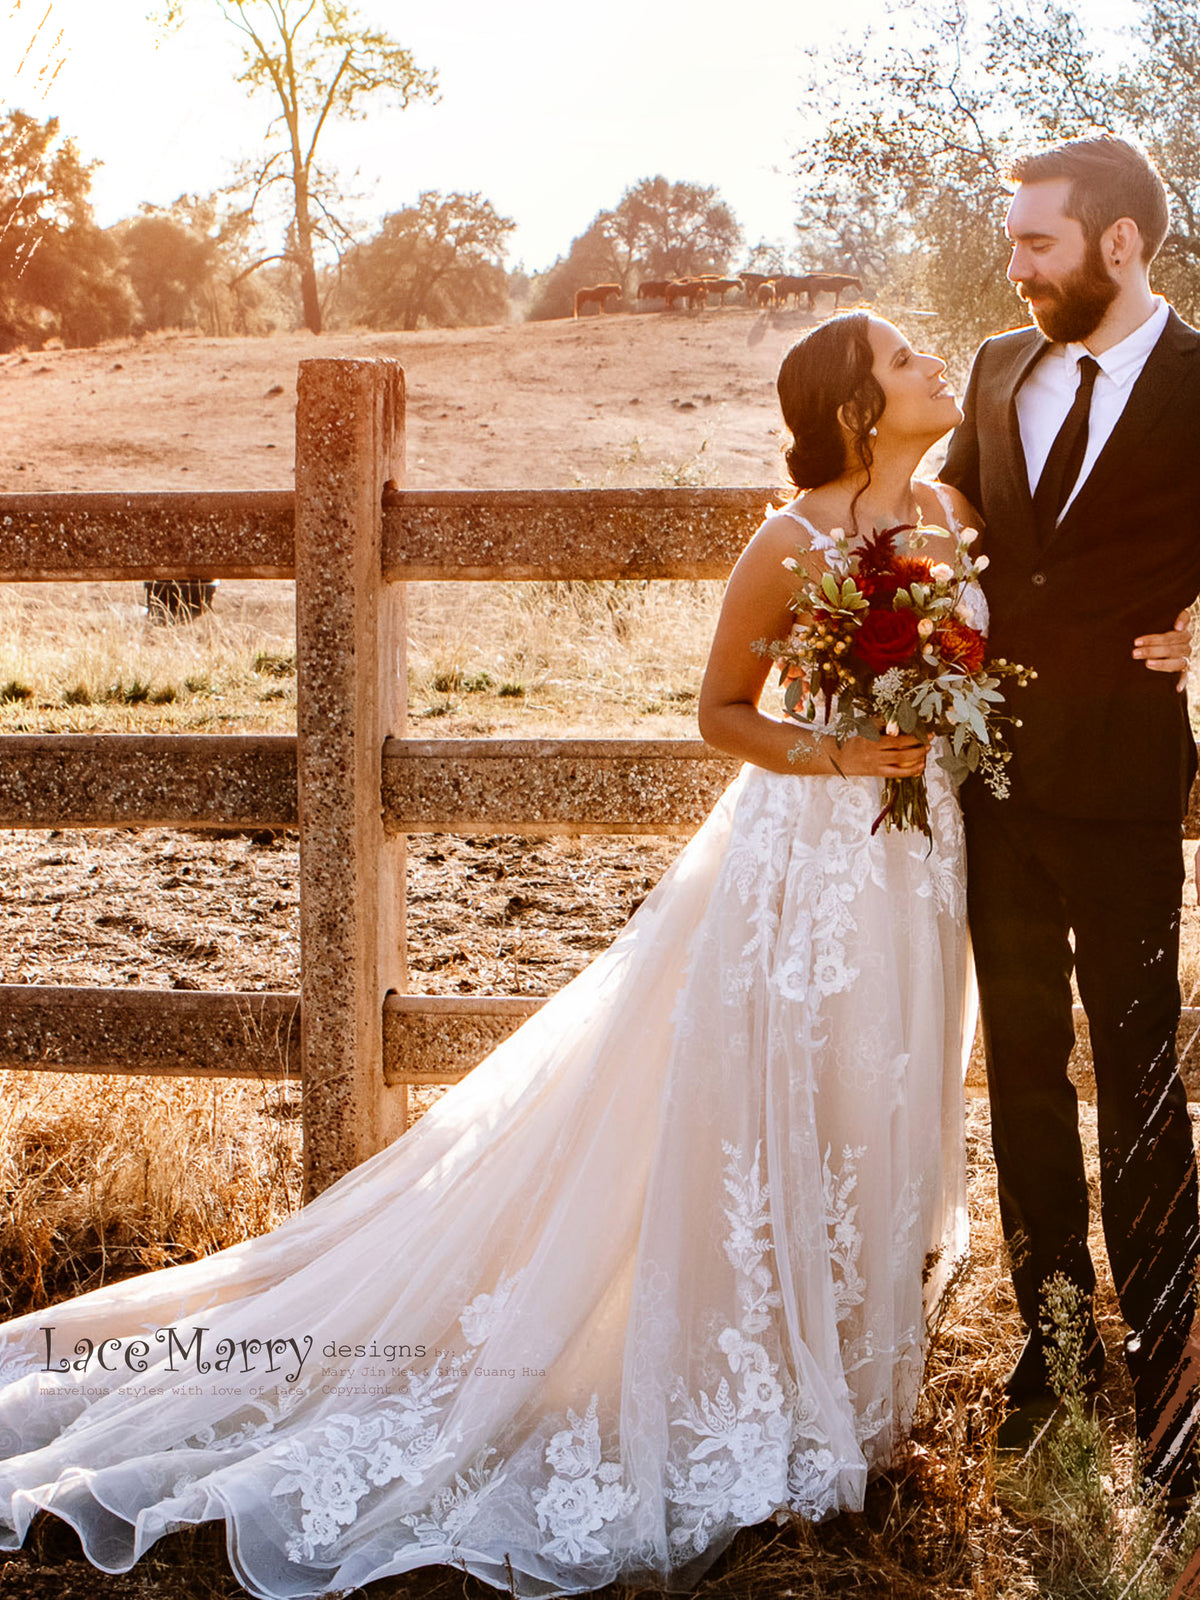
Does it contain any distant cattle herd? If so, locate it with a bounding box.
[571,271,864,318]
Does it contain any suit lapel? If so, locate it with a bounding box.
[1049,309,1200,543]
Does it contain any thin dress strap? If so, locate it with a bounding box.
[772,502,838,551]
[929,482,962,535]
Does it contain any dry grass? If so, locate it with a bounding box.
[0,1070,302,1321]
[0,581,297,735]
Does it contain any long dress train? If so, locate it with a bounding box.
[0,534,972,1599]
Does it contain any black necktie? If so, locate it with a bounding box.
[1032,354,1101,541]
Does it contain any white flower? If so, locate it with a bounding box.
[782,556,799,571]
[974,554,990,571]
[917,618,935,638]
[885,720,899,735]
[534,1475,609,1554]
[929,562,955,582]
[959,527,979,545]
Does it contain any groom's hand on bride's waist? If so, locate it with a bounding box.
[1132,609,1193,691]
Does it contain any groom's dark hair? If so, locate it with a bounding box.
[1006,134,1169,263]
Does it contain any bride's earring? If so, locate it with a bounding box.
[869,426,878,437]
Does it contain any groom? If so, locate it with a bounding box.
[941,133,1200,1507]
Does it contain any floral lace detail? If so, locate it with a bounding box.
[270,1272,522,1562]
[398,1446,505,1547]
[665,1142,797,1556]
[460,1273,520,1345]
[533,1396,638,1563]
[823,1145,867,1321]
[183,1385,307,1453]
[953,581,989,634]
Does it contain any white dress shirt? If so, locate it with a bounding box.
[1015,294,1169,520]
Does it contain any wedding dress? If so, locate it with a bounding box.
[0,500,974,1599]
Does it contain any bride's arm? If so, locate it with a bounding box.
[697,517,928,779]
[934,481,1191,687]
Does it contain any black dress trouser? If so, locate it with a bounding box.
[964,788,1200,1457]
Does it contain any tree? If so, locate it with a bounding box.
[527,177,743,320]
[793,0,1200,368]
[113,210,218,332]
[161,0,438,333]
[0,111,136,350]
[607,176,742,283]
[340,191,515,330]
[527,222,619,321]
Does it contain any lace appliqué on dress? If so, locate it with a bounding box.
[533,1397,639,1563]
[665,1141,845,1556]
[271,1273,521,1562]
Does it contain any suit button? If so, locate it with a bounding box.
[1031,572,1047,585]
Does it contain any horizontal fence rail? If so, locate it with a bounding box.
[0,487,780,584]
[0,986,300,1077]
[380,487,779,580]
[0,734,296,828]
[383,739,742,834]
[0,492,295,581]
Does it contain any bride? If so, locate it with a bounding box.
[0,313,1187,1600]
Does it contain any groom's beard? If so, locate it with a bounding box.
[1016,239,1119,343]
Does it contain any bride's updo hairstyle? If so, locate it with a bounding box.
[776,311,885,495]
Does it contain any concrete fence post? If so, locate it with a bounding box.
[295,358,408,1199]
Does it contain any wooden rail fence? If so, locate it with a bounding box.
[2,357,1198,1197]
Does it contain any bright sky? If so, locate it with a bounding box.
[1,0,1146,273]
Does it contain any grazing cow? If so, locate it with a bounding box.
[573,283,622,318]
[802,272,865,309]
[756,281,776,309]
[665,279,706,310]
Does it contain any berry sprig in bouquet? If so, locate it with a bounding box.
[766,521,1034,838]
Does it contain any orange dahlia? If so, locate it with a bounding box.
[935,616,987,673]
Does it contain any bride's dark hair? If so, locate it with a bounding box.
[776,312,885,498]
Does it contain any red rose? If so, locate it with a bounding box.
[853,608,921,673]
[934,617,987,674]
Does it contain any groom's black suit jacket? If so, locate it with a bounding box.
[941,307,1200,822]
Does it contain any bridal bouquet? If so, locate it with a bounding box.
[765,521,1034,837]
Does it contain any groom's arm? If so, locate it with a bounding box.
[939,342,987,512]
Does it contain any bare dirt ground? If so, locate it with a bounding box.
[0,304,833,494]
